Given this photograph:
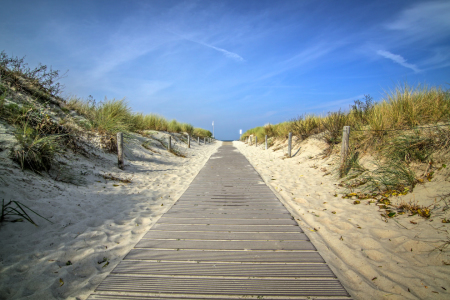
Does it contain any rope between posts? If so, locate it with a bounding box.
[342,123,450,132]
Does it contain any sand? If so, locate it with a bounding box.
[235,138,450,300]
[0,130,219,300]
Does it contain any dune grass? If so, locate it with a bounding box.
[65,96,203,137]
[0,52,211,175]
[193,127,213,138]
[242,83,450,147]
[1,199,54,226]
[242,83,450,197]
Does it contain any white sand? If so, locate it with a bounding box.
[0,131,219,300]
[235,138,450,300]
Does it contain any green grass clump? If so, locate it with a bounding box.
[193,128,212,138]
[181,123,194,135]
[65,97,199,136]
[12,122,63,172]
[143,114,168,131]
[364,159,417,192]
[167,119,182,133]
[291,115,321,139]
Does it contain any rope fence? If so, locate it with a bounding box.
[243,122,450,170]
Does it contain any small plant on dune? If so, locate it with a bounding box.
[363,159,416,193]
[339,150,366,178]
[193,128,212,138]
[384,132,435,163]
[0,51,67,106]
[349,95,374,126]
[91,98,132,133]
[1,199,53,226]
[322,110,348,145]
[12,121,63,172]
[396,200,431,218]
[264,123,275,138]
[167,119,182,133]
[291,114,321,140]
[180,123,194,135]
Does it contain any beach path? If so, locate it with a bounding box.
[88,143,351,299]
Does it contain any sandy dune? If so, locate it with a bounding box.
[0,131,219,300]
[235,138,450,300]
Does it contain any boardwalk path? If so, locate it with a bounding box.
[89,143,351,299]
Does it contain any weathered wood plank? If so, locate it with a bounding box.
[95,276,350,297]
[162,214,290,220]
[134,239,316,251]
[157,217,296,225]
[125,249,325,263]
[112,261,335,277]
[143,231,308,240]
[151,223,302,232]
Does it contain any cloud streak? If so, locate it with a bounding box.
[165,29,244,62]
[198,42,245,62]
[377,50,420,73]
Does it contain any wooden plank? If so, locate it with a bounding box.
[143,231,308,241]
[151,224,302,232]
[158,214,297,225]
[173,203,284,208]
[166,205,290,212]
[89,295,352,300]
[95,276,350,297]
[125,249,325,263]
[135,240,316,251]
[113,261,336,277]
[162,214,290,219]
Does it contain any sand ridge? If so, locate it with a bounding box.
[0,132,220,299]
[235,139,450,300]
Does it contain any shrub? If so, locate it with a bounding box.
[12,122,63,172]
[291,114,321,139]
[193,128,212,138]
[322,110,348,145]
[0,51,65,98]
[167,120,182,133]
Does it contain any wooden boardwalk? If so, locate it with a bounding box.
[89,144,351,300]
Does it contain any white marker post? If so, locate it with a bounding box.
[212,121,214,139]
[239,129,242,141]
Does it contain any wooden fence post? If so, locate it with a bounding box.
[255,136,257,147]
[203,137,205,144]
[288,132,292,158]
[168,136,171,151]
[198,137,200,144]
[117,132,124,169]
[188,135,190,148]
[340,126,350,166]
[250,136,252,146]
[265,135,268,150]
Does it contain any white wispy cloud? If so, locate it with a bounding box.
[166,29,245,62]
[385,1,450,41]
[256,43,336,81]
[197,42,244,62]
[377,50,420,73]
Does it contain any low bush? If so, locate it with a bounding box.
[12,122,63,172]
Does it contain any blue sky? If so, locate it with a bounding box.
[1,0,449,140]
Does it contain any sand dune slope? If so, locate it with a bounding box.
[235,139,450,300]
[0,132,219,300]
